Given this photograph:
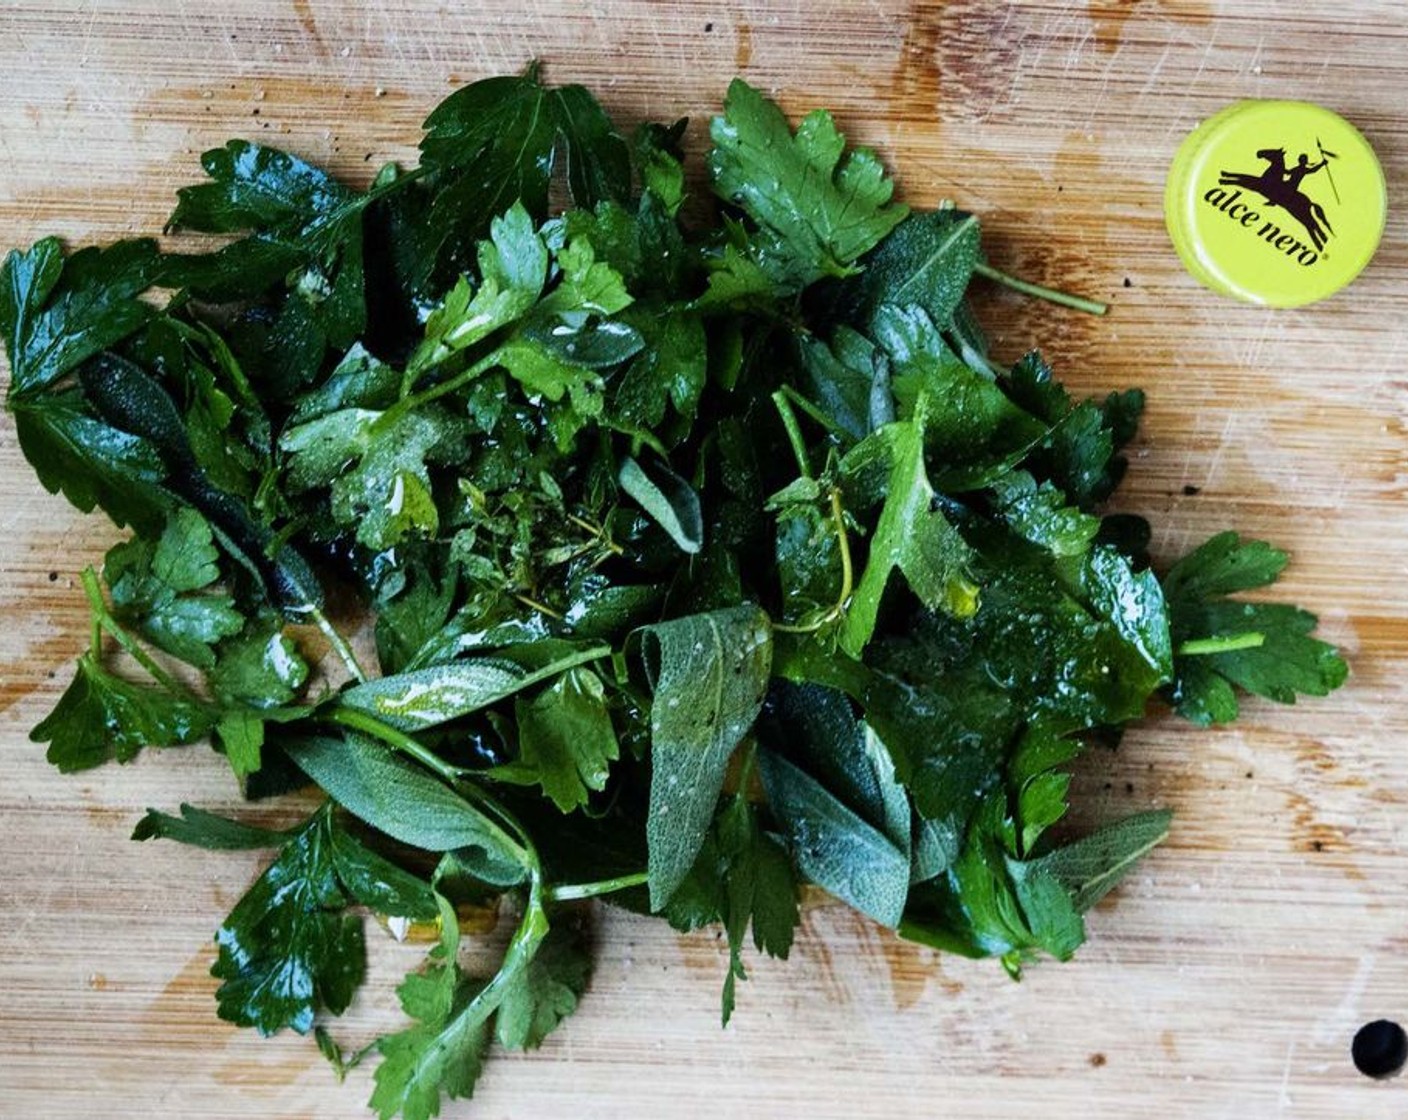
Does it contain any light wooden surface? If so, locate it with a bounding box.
[2,2,1406,1117]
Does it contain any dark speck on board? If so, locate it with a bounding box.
[1123,277,1132,288]
[1352,1020,1408,1079]
[1088,1052,1107,1068]
[704,21,713,32]
[1183,484,1201,496]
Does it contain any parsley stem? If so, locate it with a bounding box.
[777,384,846,437]
[81,566,106,659]
[308,606,368,684]
[89,603,103,659]
[770,390,812,479]
[567,513,625,555]
[545,870,648,902]
[513,592,565,620]
[391,350,501,420]
[81,567,201,701]
[974,262,1109,316]
[1177,632,1266,656]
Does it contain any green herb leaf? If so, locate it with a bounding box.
[10,389,169,532]
[369,895,491,1120]
[213,804,436,1036]
[104,509,245,669]
[988,470,1100,559]
[1164,533,1347,724]
[338,644,608,733]
[31,653,213,773]
[639,605,773,909]
[618,454,704,554]
[708,79,907,285]
[1021,808,1172,912]
[494,919,591,1049]
[407,202,548,375]
[549,85,632,209]
[1,238,162,399]
[507,667,620,812]
[758,748,909,928]
[132,802,293,849]
[165,141,367,349]
[839,399,978,655]
[284,733,528,885]
[852,209,981,328]
[209,618,309,711]
[715,792,798,1025]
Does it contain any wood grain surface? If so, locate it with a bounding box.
[2,2,1406,1117]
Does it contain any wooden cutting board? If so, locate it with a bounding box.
[2,2,1405,1117]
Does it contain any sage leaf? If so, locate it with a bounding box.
[639,605,773,908]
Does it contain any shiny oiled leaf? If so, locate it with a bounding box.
[104,508,244,670]
[212,804,436,1037]
[508,668,620,813]
[1,237,162,398]
[11,389,169,533]
[209,619,309,711]
[338,645,608,732]
[708,78,906,284]
[31,653,214,773]
[839,399,978,655]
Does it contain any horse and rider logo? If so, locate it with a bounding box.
[1203,139,1342,266]
[1219,141,1340,249]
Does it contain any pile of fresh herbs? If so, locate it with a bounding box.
[0,69,1346,1117]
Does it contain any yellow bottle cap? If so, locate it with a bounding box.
[1165,100,1385,307]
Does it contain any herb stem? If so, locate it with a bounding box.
[546,870,649,902]
[453,778,543,878]
[770,390,812,479]
[832,487,855,610]
[389,350,501,424]
[308,606,368,684]
[567,513,625,556]
[772,487,854,634]
[88,597,103,659]
[323,707,466,785]
[81,566,107,660]
[81,568,201,700]
[1177,632,1266,656]
[778,384,846,437]
[513,592,565,621]
[974,262,1109,316]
